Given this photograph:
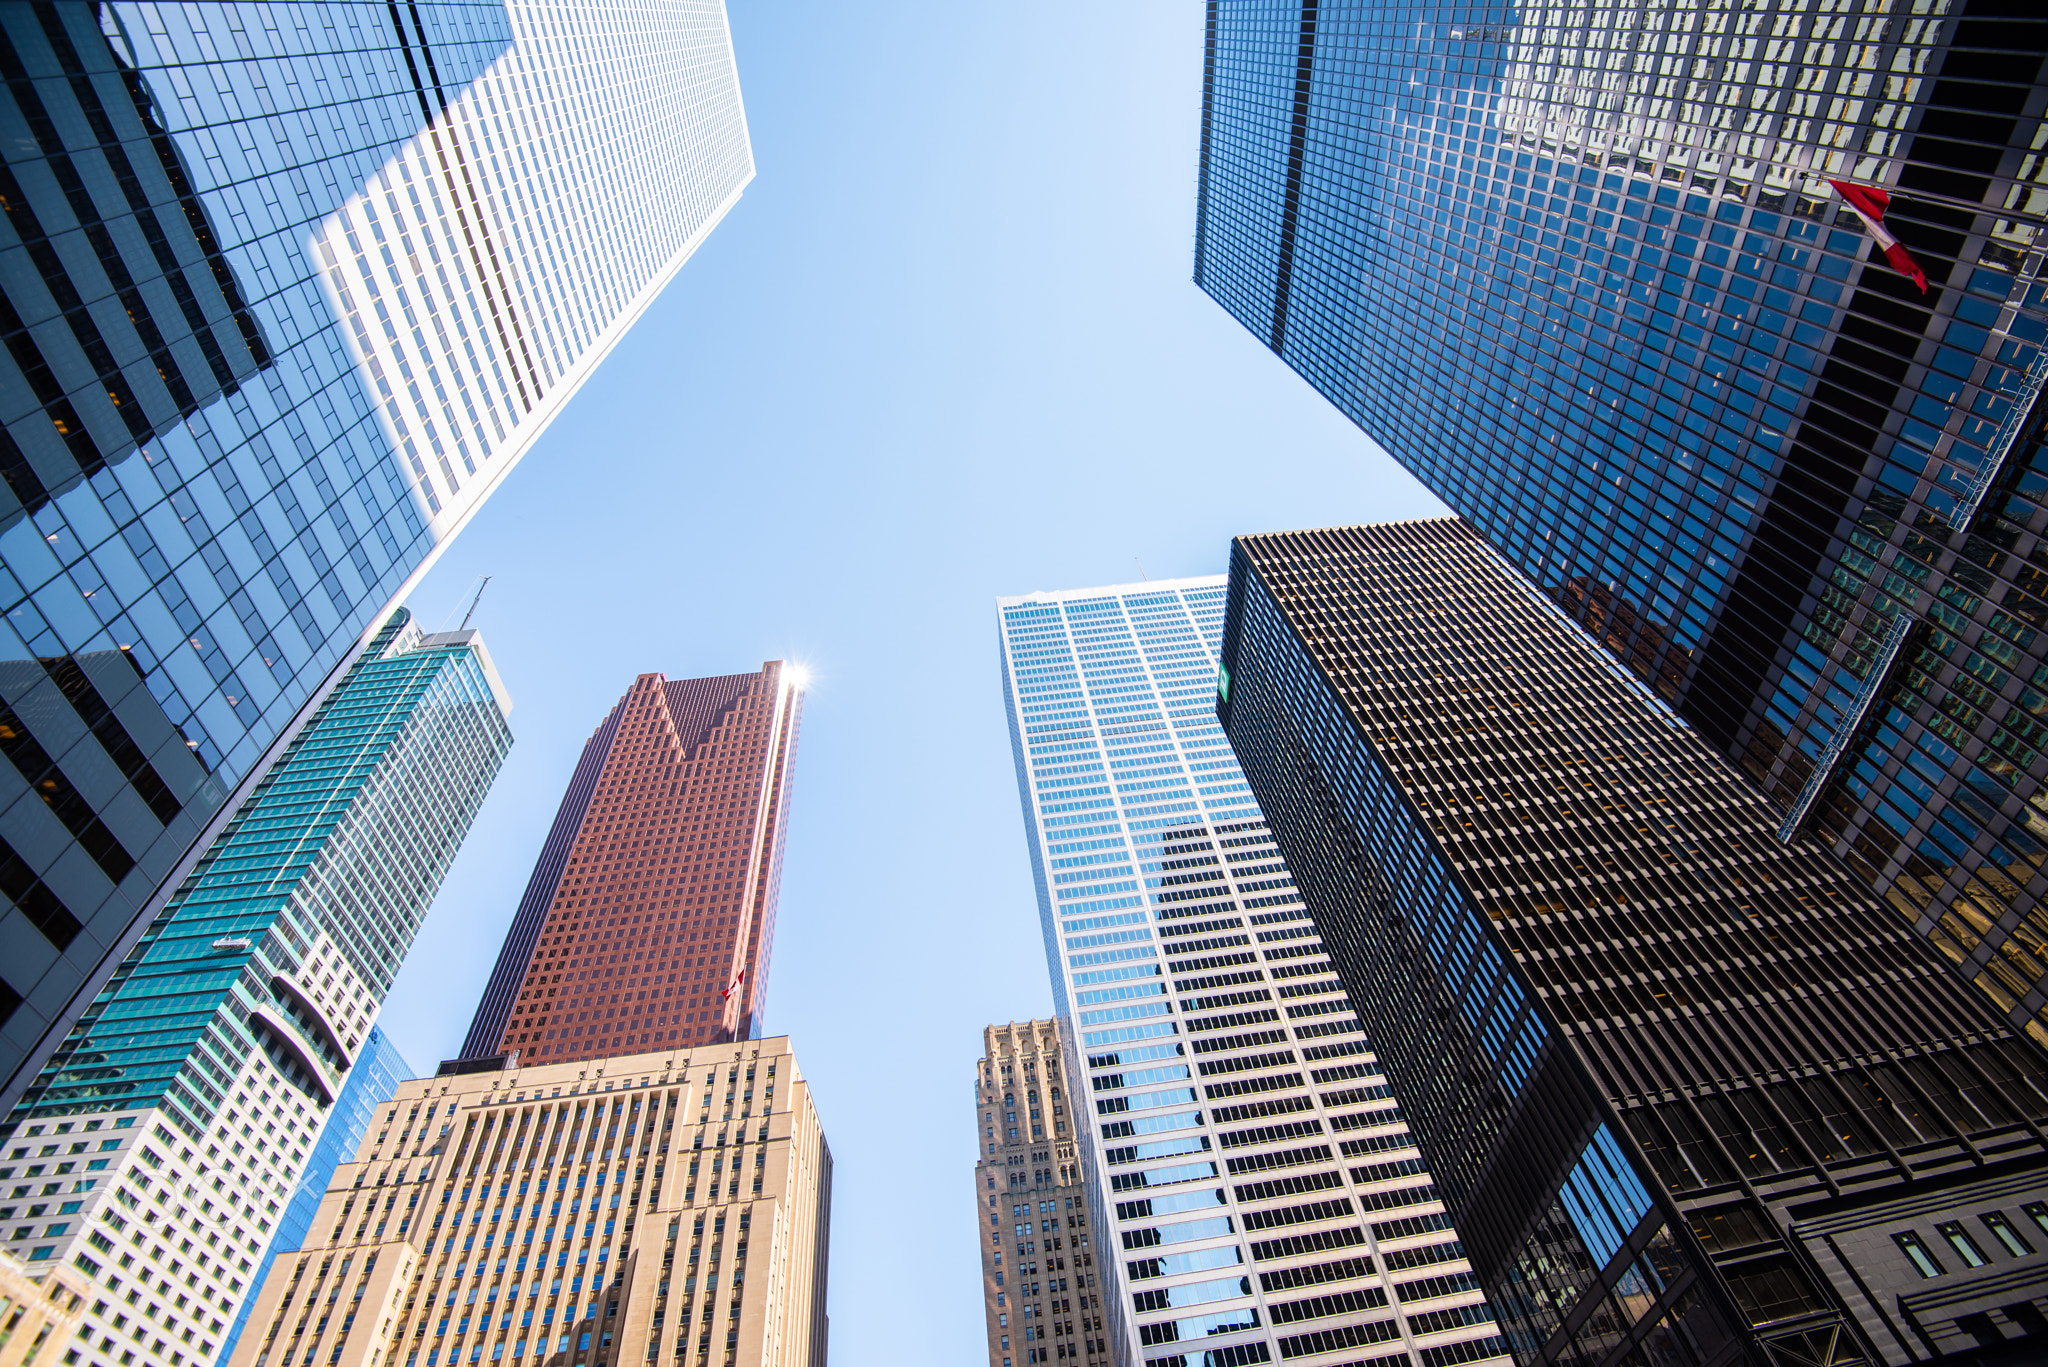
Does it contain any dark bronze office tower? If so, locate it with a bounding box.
[1217,519,2048,1366]
[1192,0,2048,1053]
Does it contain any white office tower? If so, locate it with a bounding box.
[307,0,755,538]
[997,580,1507,1367]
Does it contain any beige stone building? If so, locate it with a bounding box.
[224,1038,828,1367]
[0,1253,86,1367]
[974,1022,1113,1367]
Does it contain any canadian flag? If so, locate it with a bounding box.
[722,967,746,1001]
[1828,179,1928,294]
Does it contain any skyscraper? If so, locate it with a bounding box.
[1,0,752,1114]
[217,1025,414,1367]
[999,579,1507,1367]
[0,1251,88,1367]
[973,1020,1113,1367]
[1216,518,2048,1365]
[462,664,803,1064]
[1191,0,2048,1046]
[0,609,511,1367]
[223,1038,831,1367]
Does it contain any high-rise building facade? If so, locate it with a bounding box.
[0,1251,88,1367]
[999,579,1507,1367]
[218,1025,415,1367]
[462,664,804,1065]
[0,609,511,1367]
[1216,518,2048,1366]
[973,1020,1113,1367]
[0,0,753,1114]
[1191,0,2048,1047]
[224,1037,831,1367]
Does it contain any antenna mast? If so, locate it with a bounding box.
[459,576,492,630]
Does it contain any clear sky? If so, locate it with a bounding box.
[380,1,1445,1362]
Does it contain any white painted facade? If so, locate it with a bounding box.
[0,938,371,1367]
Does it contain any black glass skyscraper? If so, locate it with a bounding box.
[1217,519,2048,1366]
[1193,1,2048,1050]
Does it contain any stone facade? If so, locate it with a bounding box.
[974,1021,1112,1367]
[225,1038,828,1367]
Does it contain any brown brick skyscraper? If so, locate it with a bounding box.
[461,662,804,1063]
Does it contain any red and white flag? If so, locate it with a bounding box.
[1828,179,1927,294]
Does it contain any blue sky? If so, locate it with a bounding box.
[380,1,1444,1361]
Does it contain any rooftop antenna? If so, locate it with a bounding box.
[459,576,492,631]
[1135,557,1148,581]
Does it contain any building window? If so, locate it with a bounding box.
[1894,1232,1943,1279]
[1981,1212,2032,1258]
[1936,1223,1988,1269]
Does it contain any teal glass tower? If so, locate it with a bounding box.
[1192,1,2048,1050]
[0,609,509,1367]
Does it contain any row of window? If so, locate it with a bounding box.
[1894,1205,2048,1279]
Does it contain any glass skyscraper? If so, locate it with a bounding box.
[1192,1,2048,1048]
[216,1024,413,1367]
[999,579,1507,1367]
[0,0,752,1116]
[1216,519,2048,1366]
[0,608,510,1367]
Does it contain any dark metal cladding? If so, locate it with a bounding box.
[1218,518,2048,1366]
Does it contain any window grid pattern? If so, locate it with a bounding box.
[0,0,750,1097]
[1216,518,2048,1364]
[238,1040,828,1367]
[11,609,511,1136]
[998,579,1505,1367]
[974,1021,1115,1367]
[217,1024,415,1367]
[0,610,508,1367]
[468,663,803,1066]
[0,0,514,1113]
[1192,0,2048,1047]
